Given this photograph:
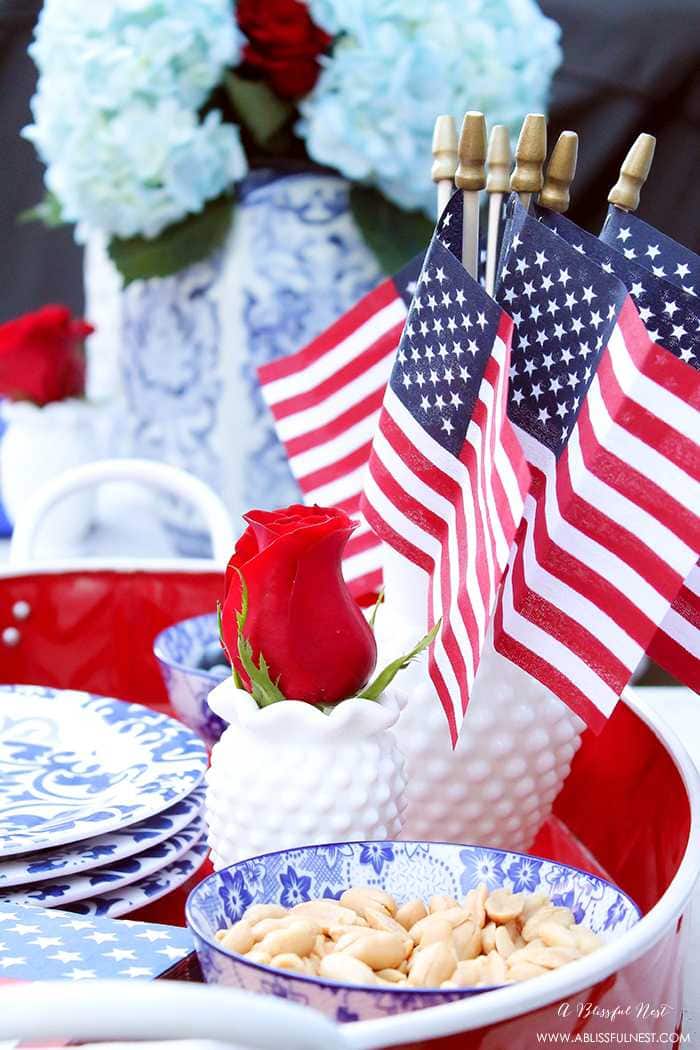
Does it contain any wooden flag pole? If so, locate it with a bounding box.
[455,111,487,280]
[510,113,546,210]
[608,133,656,213]
[539,130,579,213]
[431,115,458,220]
[484,124,511,296]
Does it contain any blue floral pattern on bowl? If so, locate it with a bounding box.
[154,612,227,746]
[186,840,641,1022]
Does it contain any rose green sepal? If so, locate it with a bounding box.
[231,568,286,708]
[217,601,244,689]
[357,620,441,701]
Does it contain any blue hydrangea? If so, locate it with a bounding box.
[24,0,247,240]
[298,0,561,215]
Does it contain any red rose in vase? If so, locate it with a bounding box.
[0,305,92,406]
[236,0,331,99]
[221,504,377,703]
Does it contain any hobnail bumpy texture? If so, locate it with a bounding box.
[375,611,584,852]
[205,682,408,868]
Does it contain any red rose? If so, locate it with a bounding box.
[236,0,331,99]
[0,305,92,407]
[221,504,377,703]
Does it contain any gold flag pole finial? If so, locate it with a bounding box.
[608,133,656,213]
[484,125,511,296]
[510,113,547,210]
[486,124,512,194]
[539,130,579,213]
[455,111,487,279]
[431,115,458,219]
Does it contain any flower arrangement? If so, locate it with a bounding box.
[24,0,560,282]
[0,306,92,407]
[219,504,436,707]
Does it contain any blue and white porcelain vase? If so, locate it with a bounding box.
[84,171,383,555]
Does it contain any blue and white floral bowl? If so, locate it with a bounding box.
[186,840,641,1022]
[153,612,226,747]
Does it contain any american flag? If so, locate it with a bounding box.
[361,191,530,742]
[492,198,700,729]
[599,206,700,690]
[257,258,421,602]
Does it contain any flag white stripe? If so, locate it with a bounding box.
[305,465,368,506]
[655,607,700,657]
[586,376,699,543]
[276,362,393,442]
[290,411,380,479]
[608,324,700,438]
[515,425,681,621]
[261,299,406,406]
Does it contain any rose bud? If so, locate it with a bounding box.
[221,505,377,703]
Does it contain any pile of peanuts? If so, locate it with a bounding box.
[215,884,602,988]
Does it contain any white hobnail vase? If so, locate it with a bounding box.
[0,399,97,549]
[376,549,584,852]
[205,680,408,868]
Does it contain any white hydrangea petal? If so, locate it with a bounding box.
[26,0,246,240]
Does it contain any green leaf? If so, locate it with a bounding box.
[349,185,434,275]
[224,71,295,150]
[231,567,286,708]
[18,191,64,228]
[368,589,385,630]
[217,599,243,688]
[107,194,234,285]
[358,620,441,701]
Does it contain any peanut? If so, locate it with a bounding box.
[522,906,574,942]
[270,952,307,973]
[340,887,397,917]
[454,958,485,986]
[247,949,272,965]
[485,889,524,924]
[332,928,368,952]
[481,921,498,954]
[409,914,454,948]
[218,921,254,954]
[429,895,459,913]
[481,950,507,986]
[396,898,427,931]
[245,904,288,923]
[342,931,408,971]
[376,968,408,984]
[292,901,361,931]
[574,926,602,954]
[538,922,577,949]
[320,953,377,985]
[408,941,457,988]
[259,919,319,959]
[507,960,549,981]
[495,925,516,959]
[452,919,481,961]
[251,916,295,941]
[462,884,488,929]
[364,905,415,947]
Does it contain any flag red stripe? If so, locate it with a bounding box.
[617,296,700,409]
[493,580,606,732]
[297,440,372,495]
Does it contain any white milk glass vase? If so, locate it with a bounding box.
[375,548,584,852]
[204,680,407,868]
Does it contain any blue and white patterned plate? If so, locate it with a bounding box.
[66,838,209,918]
[0,686,207,857]
[0,785,205,887]
[0,813,205,907]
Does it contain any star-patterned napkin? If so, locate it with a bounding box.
[0,903,193,980]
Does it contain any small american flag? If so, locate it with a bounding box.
[258,258,421,602]
[493,199,700,729]
[599,207,700,690]
[361,191,529,742]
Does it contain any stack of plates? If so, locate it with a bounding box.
[0,686,208,918]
